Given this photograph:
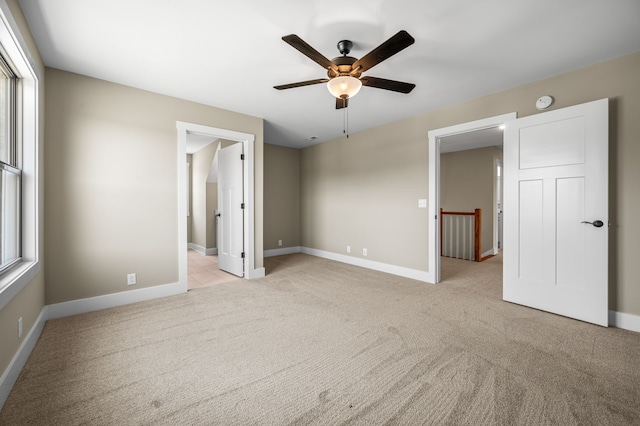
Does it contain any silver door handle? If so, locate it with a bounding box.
[581,220,604,228]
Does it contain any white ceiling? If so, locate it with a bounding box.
[18,0,640,149]
[439,127,504,154]
[185,133,217,154]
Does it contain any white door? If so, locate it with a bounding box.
[497,161,503,250]
[218,143,244,277]
[503,98,608,326]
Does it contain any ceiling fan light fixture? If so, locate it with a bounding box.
[327,76,362,99]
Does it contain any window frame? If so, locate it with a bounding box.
[0,49,21,274]
[0,1,40,311]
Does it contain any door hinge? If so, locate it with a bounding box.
[240,154,245,160]
[241,252,245,259]
[241,203,245,209]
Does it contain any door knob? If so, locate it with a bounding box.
[581,220,604,228]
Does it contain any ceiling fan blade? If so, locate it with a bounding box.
[274,78,329,90]
[351,30,415,73]
[282,34,339,73]
[335,97,349,109]
[360,76,416,94]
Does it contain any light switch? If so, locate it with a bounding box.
[418,199,427,208]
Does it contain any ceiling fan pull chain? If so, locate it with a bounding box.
[342,99,346,136]
[346,104,349,138]
[343,99,349,138]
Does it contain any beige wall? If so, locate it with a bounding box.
[44,68,264,304]
[301,126,429,268]
[264,144,301,250]
[190,140,219,249]
[441,146,502,255]
[206,182,218,249]
[301,51,640,316]
[0,0,46,384]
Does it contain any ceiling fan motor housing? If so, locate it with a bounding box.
[329,40,361,78]
[329,55,359,78]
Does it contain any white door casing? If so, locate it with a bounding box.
[177,121,264,292]
[218,143,244,277]
[428,113,517,284]
[503,98,608,326]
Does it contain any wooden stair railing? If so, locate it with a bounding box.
[440,208,481,262]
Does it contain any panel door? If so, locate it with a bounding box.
[218,143,244,277]
[503,99,608,326]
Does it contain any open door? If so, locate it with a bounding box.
[503,98,608,326]
[218,143,244,277]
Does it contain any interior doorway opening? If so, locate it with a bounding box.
[176,121,264,294]
[427,113,517,284]
[185,138,241,288]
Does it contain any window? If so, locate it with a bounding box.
[0,1,40,310]
[0,52,20,274]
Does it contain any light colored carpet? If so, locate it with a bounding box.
[1,253,639,425]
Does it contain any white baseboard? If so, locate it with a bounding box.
[608,310,640,332]
[264,246,302,258]
[0,307,47,411]
[301,247,435,284]
[47,281,185,320]
[187,243,217,255]
[482,249,496,258]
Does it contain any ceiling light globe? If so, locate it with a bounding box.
[327,76,362,99]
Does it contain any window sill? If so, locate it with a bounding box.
[0,259,40,311]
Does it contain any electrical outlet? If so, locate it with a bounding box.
[278,239,283,247]
[127,273,137,285]
[347,245,351,253]
[18,317,23,338]
[363,248,368,256]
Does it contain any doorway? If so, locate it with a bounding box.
[427,113,517,284]
[186,139,242,288]
[176,121,264,293]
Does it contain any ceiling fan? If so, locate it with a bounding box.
[274,30,416,109]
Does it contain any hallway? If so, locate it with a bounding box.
[187,249,240,289]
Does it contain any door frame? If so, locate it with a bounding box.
[177,121,263,292]
[427,112,517,283]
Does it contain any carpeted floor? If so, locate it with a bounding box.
[1,253,639,425]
